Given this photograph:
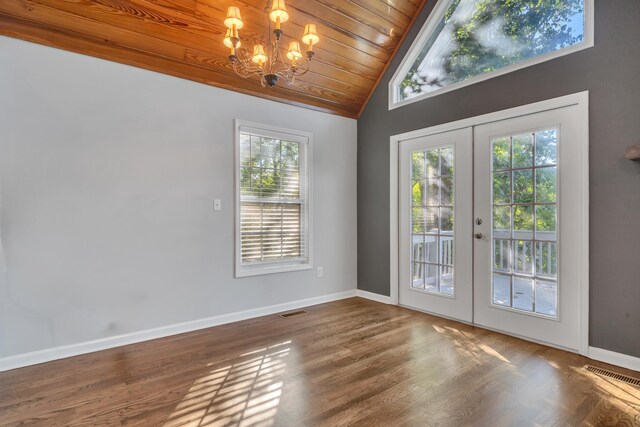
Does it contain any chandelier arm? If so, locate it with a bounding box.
[232,46,266,78]
[269,51,309,74]
[270,61,294,76]
[234,46,253,64]
[232,62,264,80]
[260,55,309,87]
[291,57,310,76]
[275,69,294,86]
[291,66,310,78]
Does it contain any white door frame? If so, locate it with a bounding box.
[389,91,589,355]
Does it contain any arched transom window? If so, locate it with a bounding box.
[389,0,593,108]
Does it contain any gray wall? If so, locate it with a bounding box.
[358,1,640,357]
[0,37,357,358]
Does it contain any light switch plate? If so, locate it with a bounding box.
[214,199,222,211]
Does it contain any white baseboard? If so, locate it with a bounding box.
[0,290,357,373]
[356,289,395,304]
[588,346,640,372]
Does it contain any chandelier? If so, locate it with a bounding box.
[222,0,320,87]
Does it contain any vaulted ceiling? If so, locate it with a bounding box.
[0,0,427,118]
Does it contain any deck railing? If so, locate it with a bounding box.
[412,233,453,289]
[493,230,557,277]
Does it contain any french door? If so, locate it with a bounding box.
[398,128,473,323]
[398,100,587,352]
[473,106,584,351]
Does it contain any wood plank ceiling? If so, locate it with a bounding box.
[0,0,427,118]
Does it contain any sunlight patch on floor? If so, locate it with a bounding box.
[478,343,511,364]
[431,323,513,367]
[164,341,291,427]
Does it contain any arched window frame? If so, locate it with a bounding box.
[389,0,594,110]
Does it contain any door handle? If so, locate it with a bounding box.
[474,232,485,240]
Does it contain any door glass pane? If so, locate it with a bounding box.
[426,150,439,177]
[535,242,557,279]
[536,167,557,203]
[513,205,533,239]
[425,178,440,206]
[513,170,533,203]
[440,237,453,266]
[535,280,558,316]
[512,133,534,168]
[493,172,511,204]
[535,205,557,239]
[490,129,559,317]
[412,180,425,206]
[410,146,455,296]
[412,235,425,262]
[440,265,454,296]
[412,207,426,233]
[425,264,439,293]
[425,208,439,233]
[440,148,454,176]
[513,277,534,311]
[441,176,454,205]
[425,236,438,263]
[513,241,533,275]
[493,240,510,273]
[492,137,511,171]
[493,206,511,239]
[492,274,511,307]
[440,207,454,233]
[412,262,425,290]
[535,130,557,166]
[412,151,426,179]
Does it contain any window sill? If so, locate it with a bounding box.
[235,262,313,278]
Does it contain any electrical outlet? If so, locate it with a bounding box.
[317,267,324,277]
[214,199,222,211]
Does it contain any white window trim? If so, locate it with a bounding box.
[234,119,313,278]
[388,0,595,110]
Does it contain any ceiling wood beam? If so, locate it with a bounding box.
[0,0,428,117]
[357,0,428,118]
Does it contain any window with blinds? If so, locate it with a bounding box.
[235,122,311,277]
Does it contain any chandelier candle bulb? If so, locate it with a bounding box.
[252,44,267,66]
[270,0,289,32]
[287,41,302,64]
[232,27,239,46]
[224,7,243,29]
[302,24,319,59]
[223,28,240,49]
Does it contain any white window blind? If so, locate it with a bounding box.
[235,121,311,277]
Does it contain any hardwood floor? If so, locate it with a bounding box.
[1,297,639,426]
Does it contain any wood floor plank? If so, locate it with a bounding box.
[0,297,638,426]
